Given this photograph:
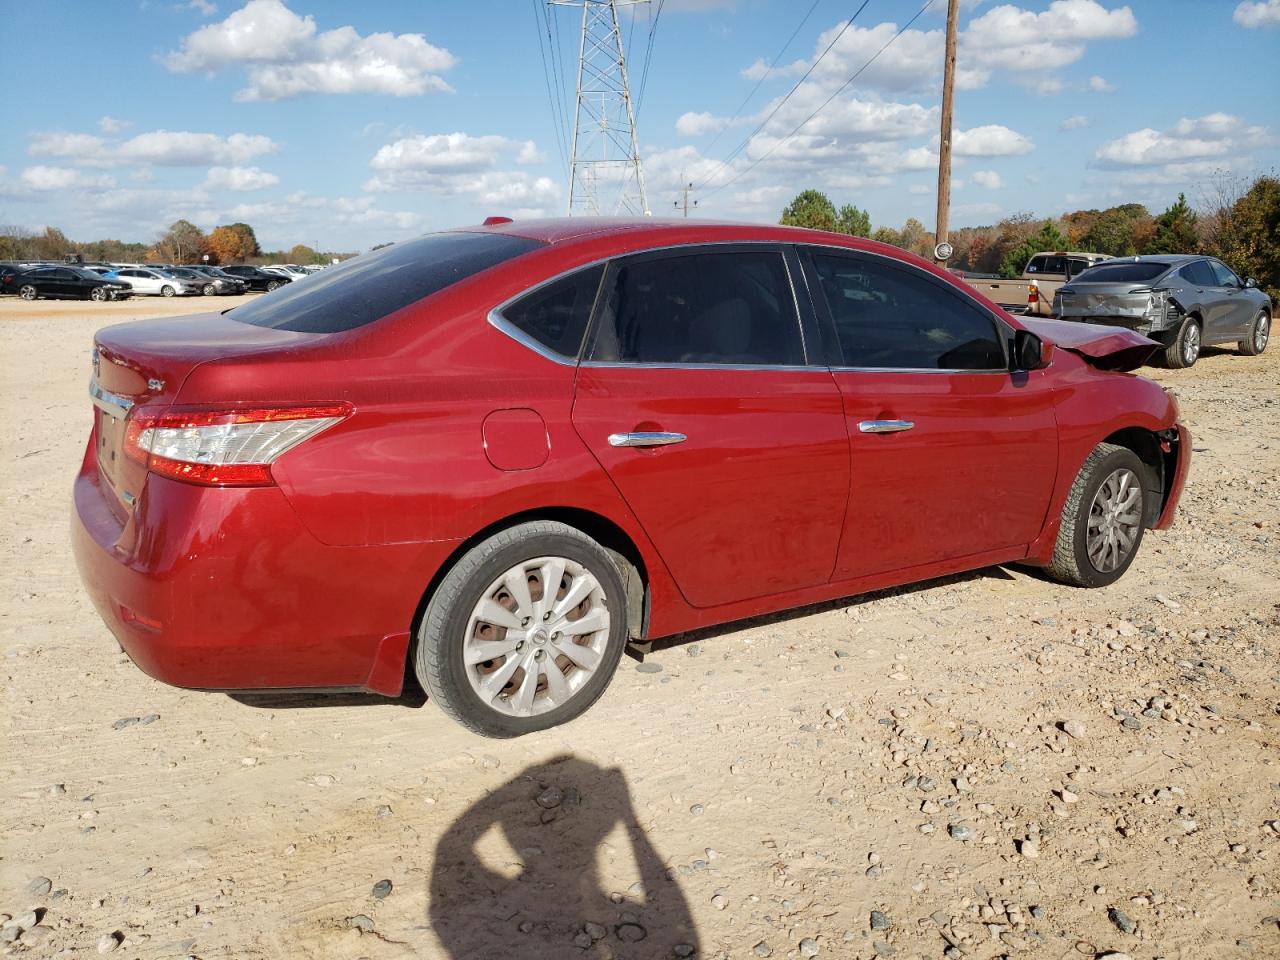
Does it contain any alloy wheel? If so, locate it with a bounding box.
[1086,468,1141,574]
[1182,322,1200,366]
[1255,313,1270,353]
[462,556,610,717]
[19,285,36,300]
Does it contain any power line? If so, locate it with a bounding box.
[702,0,824,159]
[634,0,665,121]
[703,0,935,202]
[533,0,569,171]
[694,0,872,192]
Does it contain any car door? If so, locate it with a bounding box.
[800,246,1059,580]
[1206,259,1254,339]
[570,245,850,609]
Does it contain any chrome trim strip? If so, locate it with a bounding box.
[608,431,688,448]
[858,419,915,434]
[581,361,819,372]
[89,379,132,418]
[830,366,1008,375]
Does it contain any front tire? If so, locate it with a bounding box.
[1238,310,1270,356]
[1045,443,1147,588]
[415,521,630,738]
[161,285,176,297]
[1163,315,1200,368]
[90,286,108,302]
[202,283,216,296]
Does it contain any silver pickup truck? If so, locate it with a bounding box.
[961,251,1111,316]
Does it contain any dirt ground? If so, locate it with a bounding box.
[1,294,1277,960]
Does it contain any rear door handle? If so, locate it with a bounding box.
[858,419,915,434]
[608,431,687,448]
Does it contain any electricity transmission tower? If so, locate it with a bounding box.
[551,0,651,216]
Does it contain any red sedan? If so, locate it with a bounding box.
[73,219,1190,737]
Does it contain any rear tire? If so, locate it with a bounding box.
[19,284,37,301]
[265,280,281,292]
[1045,443,1147,588]
[414,521,629,738]
[1238,309,1270,356]
[1163,315,1200,368]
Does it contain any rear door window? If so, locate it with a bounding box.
[808,250,1006,371]
[231,232,542,333]
[498,265,604,360]
[588,249,805,366]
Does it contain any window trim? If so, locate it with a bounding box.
[487,262,607,367]
[799,244,1013,374]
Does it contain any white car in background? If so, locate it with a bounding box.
[105,267,203,297]
[261,264,311,281]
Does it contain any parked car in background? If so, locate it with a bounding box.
[261,264,310,282]
[160,266,240,296]
[219,264,290,291]
[187,265,248,295]
[105,267,202,298]
[1054,255,1272,368]
[1,263,34,295]
[11,265,131,301]
[962,251,1111,316]
[73,219,1189,738]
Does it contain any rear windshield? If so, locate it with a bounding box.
[1074,261,1169,283]
[231,232,541,333]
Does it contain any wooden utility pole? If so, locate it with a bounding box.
[674,182,697,218]
[934,0,960,261]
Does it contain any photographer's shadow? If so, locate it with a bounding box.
[430,755,699,958]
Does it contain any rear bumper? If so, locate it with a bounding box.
[72,443,461,696]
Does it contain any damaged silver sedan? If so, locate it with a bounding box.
[1053,255,1272,368]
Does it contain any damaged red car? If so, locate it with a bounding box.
[73,219,1190,737]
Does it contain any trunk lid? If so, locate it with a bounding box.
[1019,316,1158,372]
[90,311,322,517]
[1055,282,1158,323]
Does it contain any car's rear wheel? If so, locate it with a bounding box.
[90,286,107,301]
[1238,309,1269,356]
[415,521,629,738]
[19,284,37,301]
[1045,443,1147,588]
[161,285,176,297]
[1163,315,1200,368]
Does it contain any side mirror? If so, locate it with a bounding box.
[1244,276,1257,289]
[1012,329,1044,372]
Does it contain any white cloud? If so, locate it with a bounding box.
[188,0,217,15]
[1029,77,1065,96]
[364,133,559,209]
[203,165,279,191]
[1094,113,1271,167]
[17,166,117,193]
[1060,114,1090,131]
[30,129,279,168]
[971,169,1004,189]
[962,1,1137,79]
[954,124,1034,157]
[98,116,129,135]
[676,111,731,137]
[1088,74,1115,92]
[1234,0,1280,28]
[164,0,457,101]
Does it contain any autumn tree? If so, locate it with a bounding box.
[153,219,207,263]
[780,190,838,232]
[1214,174,1280,299]
[1078,203,1151,257]
[870,226,901,247]
[29,226,73,261]
[207,223,261,264]
[288,243,319,263]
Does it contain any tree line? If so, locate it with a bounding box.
[0,219,353,267]
[779,172,1280,299]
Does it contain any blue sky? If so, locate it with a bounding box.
[1,0,1277,252]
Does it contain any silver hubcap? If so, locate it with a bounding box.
[463,556,610,717]
[1255,314,1269,352]
[1183,323,1200,364]
[1087,468,1142,574]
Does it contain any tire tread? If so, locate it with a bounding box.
[1045,442,1130,587]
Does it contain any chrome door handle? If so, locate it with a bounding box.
[608,431,688,448]
[858,419,915,434]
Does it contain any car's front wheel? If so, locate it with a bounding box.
[161,285,176,297]
[202,283,216,296]
[1045,443,1147,588]
[1163,315,1200,368]
[415,521,629,738]
[1238,309,1270,356]
[90,286,108,301]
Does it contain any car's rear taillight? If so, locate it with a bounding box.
[123,403,351,487]
[1028,283,1039,306]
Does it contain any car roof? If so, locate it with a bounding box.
[1100,254,1205,265]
